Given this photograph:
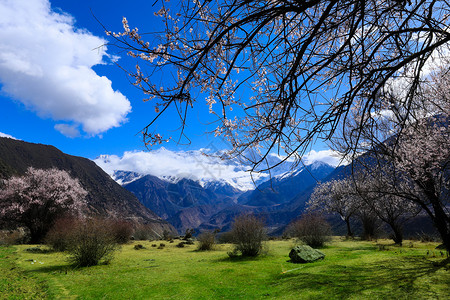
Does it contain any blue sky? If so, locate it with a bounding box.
[0,0,224,156]
[0,0,341,188]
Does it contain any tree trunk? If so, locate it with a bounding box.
[419,178,450,252]
[345,217,353,237]
[390,223,403,246]
[361,215,378,240]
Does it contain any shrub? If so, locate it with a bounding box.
[0,228,29,246]
[228,214,267,257]
[134,244,145,250]
[45,216,81,251]
[287,214,331,248]
[176,242,185,248]
[183,228,195,240]
[197,231,216,251]
[25,247,51,253]
[66,218,118,267]
[108,219,133,244]
[415,232,441,243]
[133,224,151,240]
[217,231,234,244]
[162,230,175,241]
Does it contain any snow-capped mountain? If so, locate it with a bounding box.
[112,170,143,185]
[237,161,335,207]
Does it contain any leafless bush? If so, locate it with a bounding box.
[197,231,216,251]
[228,214,267,257]
[133,224,152,240]
[287,214,331,248]
[0,229,24,246]
[45,216,81,251]
[415,232,442,243]
[108,219,133,244]
[217,231,234,244]
[0,226,31,245]
[66,218,118,267]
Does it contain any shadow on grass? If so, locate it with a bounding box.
[24,264,71,274]
[24,246,55,254]
[273,256,449,298]
[24,259,115,274]
[214,255,265,263]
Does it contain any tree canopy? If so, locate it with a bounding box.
[108,0,450,171]
[0,167,87,243]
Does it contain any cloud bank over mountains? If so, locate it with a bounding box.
[0,0,131,137]
[94,148,343,191]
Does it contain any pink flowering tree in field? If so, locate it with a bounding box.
[105,0,450,172]
[0,168,87,243]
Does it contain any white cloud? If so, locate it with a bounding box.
[0,132,17,139]
[267,149,347,167]
[94,148,269,191]
[301,149,348,167]
[54,124,80,138]
[0,0,131,136]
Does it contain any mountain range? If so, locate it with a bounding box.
[118,161,335,233]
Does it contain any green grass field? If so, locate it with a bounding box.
[1,238,449,299]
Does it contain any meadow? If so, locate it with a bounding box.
[1,238,449,299]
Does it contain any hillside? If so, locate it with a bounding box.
[0,137,175,234]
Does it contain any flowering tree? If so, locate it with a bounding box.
[107,0,450,171]
[309,173,422,243]
[353,169,422,245]
[337,66,450,250]
[391,117,449,248]
[0,168,87,243]
[308,179,359,237]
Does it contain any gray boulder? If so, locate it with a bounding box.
[289,245,325,263]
